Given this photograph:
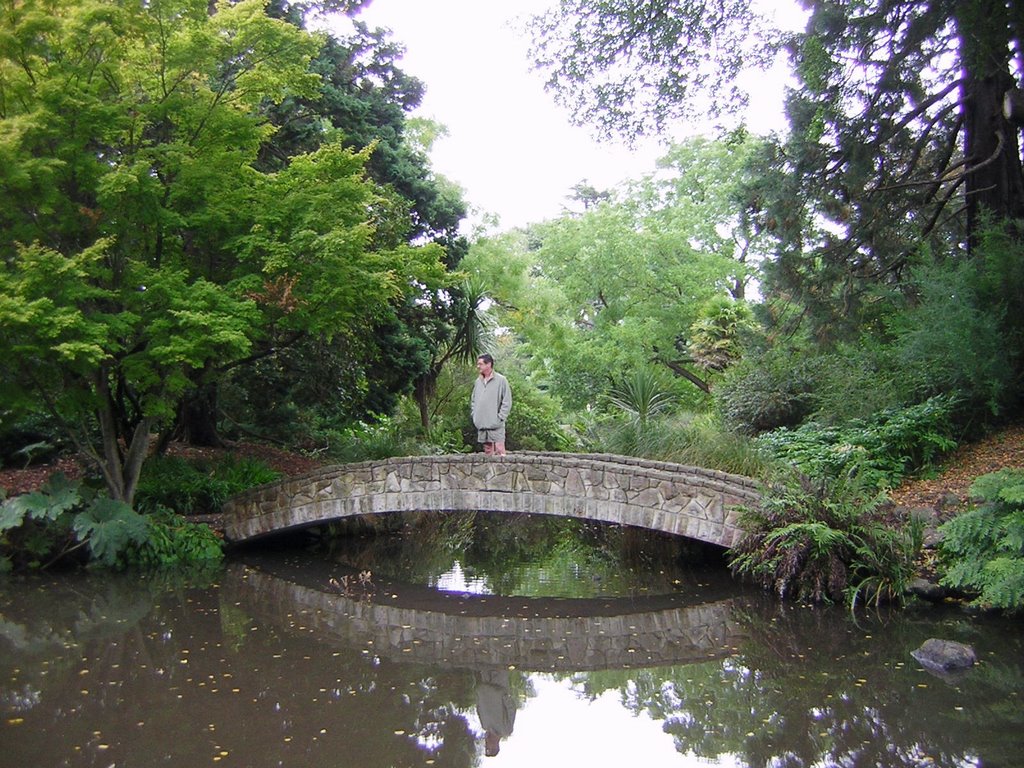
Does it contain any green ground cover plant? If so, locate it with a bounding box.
[1,475,149,570]
[0,452,282,571]
[133,455,280,516]
[754,395,958,490]
[939,469,1024,612]
[729,474,921,607]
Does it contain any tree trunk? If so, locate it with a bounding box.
[176,379,223,447]
[957,2,1024,252]
[962,71,1024,248]
[94,369,151,506]
[413,370,437,432]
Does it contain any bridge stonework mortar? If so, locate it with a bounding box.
[222,452,761,548]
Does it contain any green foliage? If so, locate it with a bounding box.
[0,0,453,505]
[729,475,920,606]
[0,475,148,569]
[885,260,1012,417]
[721,250,1016,437]
[605,368,678,426]
[134,455,280,516]
[123,509,224,569]
[1,470,224,571]
[71,497,150,568]
[462,135,765,413]
[0,410,65,469]
[688,296,757,372]
[846,514,924,610]
[939,469,1024,612]
[715,347,822,434]
[500,372,576,452]
[527,0,784,137]
[579,411,772,478]
[0,474,81,526]
[315,413,435,463]
[755,395,958,490]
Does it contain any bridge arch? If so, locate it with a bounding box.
[223,452,760,548]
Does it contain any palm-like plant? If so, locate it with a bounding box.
[412,278,493,431]
[605,368,677,426]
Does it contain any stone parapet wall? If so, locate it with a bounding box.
[223,452,761,548]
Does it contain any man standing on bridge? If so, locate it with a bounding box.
[471,353,512,455]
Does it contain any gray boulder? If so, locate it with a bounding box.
[911,638,977,673]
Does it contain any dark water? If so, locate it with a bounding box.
[1,512,1022,767]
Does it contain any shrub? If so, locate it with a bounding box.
[886,259,1013,418]
[605,368,678,426]
[134,455,280,515]
[0,474,148,570]
[729,474,920,606]
[123,507,224,568]
[939,469,1024,612]
[715,349,821,434]
[755,395,958,489]
[317,415,434,463]
[1,474,225,571]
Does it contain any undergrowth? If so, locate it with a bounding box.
[0,474,221,571]
[729,474,922,607]
[939,469,1024,612]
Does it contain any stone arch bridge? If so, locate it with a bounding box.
[222,452,761,548]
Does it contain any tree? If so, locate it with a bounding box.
[216,2,474,440]
[0,0,446,503]
[526,0,785,138]
[409,280,492,432]
[462,135,763,410]
[528,1,1024,343]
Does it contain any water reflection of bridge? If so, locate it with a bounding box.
[223,563,750,672]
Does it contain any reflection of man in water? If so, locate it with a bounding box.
[476,668,516,757]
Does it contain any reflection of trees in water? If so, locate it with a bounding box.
[0,572,487,768]
[5,547,1022,768]
[319,511,727,598]
[562,601,1024,768]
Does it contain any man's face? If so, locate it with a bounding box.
[476,357,493,377]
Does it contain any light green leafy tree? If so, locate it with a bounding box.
[462,134,767,410]
[0,0,446,504]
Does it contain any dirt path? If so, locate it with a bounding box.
[889,421,1024,512]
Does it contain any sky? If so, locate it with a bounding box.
[326,0,807,232]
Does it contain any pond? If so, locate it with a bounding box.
[1,512,1022,767]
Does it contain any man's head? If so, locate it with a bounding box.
[476,354,494,377]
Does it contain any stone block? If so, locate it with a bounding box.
[631,486,663,508]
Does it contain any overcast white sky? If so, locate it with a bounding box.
[327,0,807,232]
